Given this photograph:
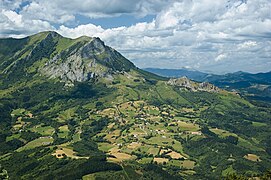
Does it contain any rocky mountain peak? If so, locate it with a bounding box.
[34,31,62,40]
[0,31,136,83]
[80,37,106,59]
[38,32,135,82]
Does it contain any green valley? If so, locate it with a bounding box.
[0,32,271,179]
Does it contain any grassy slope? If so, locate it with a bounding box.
[0,32,270,179]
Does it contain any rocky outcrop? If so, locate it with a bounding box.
[167,76,220,92]
[198,82,220,92]
[40,35,135,82]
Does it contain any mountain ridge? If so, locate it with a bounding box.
[143,67,208,81]
[144,68,271,102]
[1,31,136,83]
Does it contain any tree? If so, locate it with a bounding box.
[266,147,271,156]
[261,170,271,180]
[95,102,104,110]
[225,135,238,145]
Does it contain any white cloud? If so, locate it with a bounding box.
[13,0,171,23]
[0,0,271,73]
[238,41,257,49]
[0,0,24,10]
[0,9,54,37]
[21,1,75,23]
[215,54,227,62]
[58,24,104,38]
[2,10,22,26]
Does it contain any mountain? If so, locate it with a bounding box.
[203,71,271,85]
[0,32,271,179]
[199,71,271,103]
[143,68,208,81]
[144,68,271,103]
[0,31,136,82]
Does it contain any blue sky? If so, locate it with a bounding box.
[1,0,271,74]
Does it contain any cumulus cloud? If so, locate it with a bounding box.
[0,9,54,37]
[58,24,104,38]
[0,0,25,10]
[15,0,171,23]
[21,1,75,23]
[215,54,228,62]
[238,41,257,49]
[0,0,271,73]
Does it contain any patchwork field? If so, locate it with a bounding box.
[181,160,196,169]
[58,125,70,138]
[30,124,55,136]
[17,137,54,152]
[167,151,185,159]
[244,154,261,162]
[85,100,207,170]
[2,87,271,179]
[108,152,133,162]
[52,147,87,159]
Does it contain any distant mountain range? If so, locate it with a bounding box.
[143,68,208,81]
[144,68,271,102]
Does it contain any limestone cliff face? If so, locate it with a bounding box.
[36,33,135,82]
[41,38,107,82]
[167,76,220,92]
